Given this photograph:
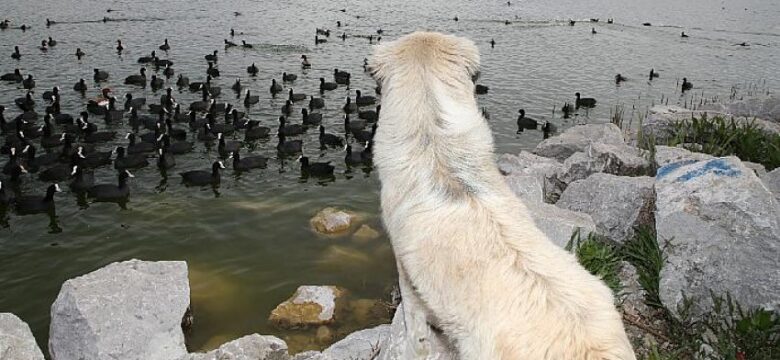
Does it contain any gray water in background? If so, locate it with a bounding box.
[0,0,777,354]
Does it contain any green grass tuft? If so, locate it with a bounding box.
[623,226,666,308]
[668,114,780,170]
[566,229,622,295]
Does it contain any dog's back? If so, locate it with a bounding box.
[370,32,635,360]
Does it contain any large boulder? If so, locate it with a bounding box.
[499,151,564,203]
[557,174,655,244]
[725,96,780,122]
[180,334,289,360]
[0,313,45,360]
[322,324,390,360]
[655,157,780,318]
[525,201,597,248]
[558,144,652,185]
[533,123,625,162]
[48,259,190,360]
[269,286,347,329]
[762,168,780,201]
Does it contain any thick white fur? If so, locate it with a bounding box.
[370,32,636,360]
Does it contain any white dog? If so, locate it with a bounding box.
[369,32,635,360]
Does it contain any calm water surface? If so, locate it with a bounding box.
[1,0,778,354]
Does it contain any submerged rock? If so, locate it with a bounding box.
[48,259,190,360]
[0,313,45,360]
[534,123,625,162]
[655,157,780,318]
[180,334,289,360]
[310,208,358,235]
[557,173,655,244]
[352,224,381,242]
[269,286,347,329]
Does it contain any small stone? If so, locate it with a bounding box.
[180,334,289,360]
[269,286,347,329]
[352,225,380,242]
[310,208,358,235]
[0,313,45,360]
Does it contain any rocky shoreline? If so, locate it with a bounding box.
[2,103,779,359]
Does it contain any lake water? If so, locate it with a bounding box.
[1,0,778,355]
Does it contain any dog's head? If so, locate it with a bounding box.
[369,32,480,88]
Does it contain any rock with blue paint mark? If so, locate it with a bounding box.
[556,173,655,244]
[656,156,780,319]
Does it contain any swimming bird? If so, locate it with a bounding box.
[569,20,575,26]
[359,105,380,123]
[561,103,573,118]
[224,39,237,48]
[649,68,659,80]
[319,125,343,149]
[344,144,367,167]
[282,72,297,82]
[231,150,267,171]
[278,116,304,136]
[343,97,357,114]
[15,183,60,215]
[516,109,539,132]
[315,35,327,45]
[244,90,259,106]
[1,69,23,82]
[309,96,325,110]
[11,46,20,60]
[615,74,627,84]
[289,89,306,102]
[69,165,94,192]
[247,63,258,75]
[39,40,48,52]
[159,38,170,51]
[643,22,651,26]
[150,75,164,90]
[88,170,133,202]
[302,108,322,126]
[231,78,243,93]
[475,84,489,95]
[217,133,240,158]
[355,90,376,107]
[137,51,156,64]
[73,79,87,92]
[575,92,596,108]
[157,147,175,170]
[93,68,109,82]
[22,75,35,89]
[320,78,338,92]
[205,50,219,62]
[334,69,351,84]
[591,27,597,34]
[276,132,302,156]
[244,121,270,141]
[270,79,283,95]
[176,74,189,88]
[124,94,146,111]
[126,133,155,154]
[353,122,377,143]
[681,77,693,91]
[47,37,57,46]
[490,39,496,48]
[300,156,334,177]
[607,18,614,24]
[241,40,253,48]
[116,40,123,52]
[180,161,224,186]
[681,31,689,38]
[124,68,147,86]
[301,55,311,69]
[114,146,148,170]
[206,62,220,77]
[163,64,174,78]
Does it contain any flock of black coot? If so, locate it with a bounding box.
[0,20,392,217]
